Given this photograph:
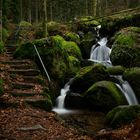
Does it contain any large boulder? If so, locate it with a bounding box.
[80,31,96,59]
[106,105,140,128]
[110,27,140,67]
[70,64,110,94]
[84,81,127,112]
[64,92,86,109]
[123,67,140,102]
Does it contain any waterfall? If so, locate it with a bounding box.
[89,37,112,67]
[89,34,138,105]
[52,79,75,114]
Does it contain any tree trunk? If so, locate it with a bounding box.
[20,0,23,21]
[86,0,88,15]
[28,0,32,23]
[35,0,38,24]
[93,0,97,17]
[43,0,48,36]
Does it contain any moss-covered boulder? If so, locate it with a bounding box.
[123,67,140,102]
[70,64,110,94]
[106,105,140,128]
[84,81,127,112]
[64,32,80,44]
[72,17,99,33]
[110,27,140,67]
[107,65,125,75]
[47,21,68,36]
[80,31,96,59]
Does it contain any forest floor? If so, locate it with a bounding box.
[0,47,140,140]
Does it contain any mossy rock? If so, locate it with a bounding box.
[123,67,140,102]
[99,8,140,35]
[70,64,110,93]
[0,79,4,96]
[64,32,80,44]
[72,17,99,33]
[110,27,140,67]
[107,65,125,75]
[19,21,32,27]
[80,31,96,59]
[84,81,127,112]
[106,105,140,128]
[62,41,82,60]
[68,56,80,76]
[47,21,68,36]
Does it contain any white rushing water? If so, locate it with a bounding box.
[89,37,112,66]
[89,35,138,105]
[52,80,75,114]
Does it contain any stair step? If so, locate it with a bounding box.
[0,60,32,65]
[24,97,50,110]
[10,64,35,69]
[9,69,40,76]
[9,90,41,97]
[22,76,45,84]
[11,82,35,89]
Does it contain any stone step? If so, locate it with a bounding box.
[11,82,35,89]
[9,89,41,97]
[0,60,32,65]
[10,64,35,69]
[24,97,50,110]
[8,69,40,76]
[21,76,45,84]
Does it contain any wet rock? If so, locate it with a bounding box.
[106,105,140,128]
[110,27,140,67]
[65,92,86,109]
[84,81,127,112]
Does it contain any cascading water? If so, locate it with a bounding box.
[89,34,138,105]
[52,79,75,114]
[89,37,111,66]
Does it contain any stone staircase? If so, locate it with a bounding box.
[0,41,51,111]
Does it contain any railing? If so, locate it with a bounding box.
[32,43,51,83]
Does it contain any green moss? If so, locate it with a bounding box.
[106,105,140,128]
[0,42,4,53]
[84,81,127,111]
[64,32,80,44]
[114,34,136,47]
[19,21,32,27]
[110,27,140,67]
[0,28,9,42]
[123,67,140,101]
[107,65,125,75]
[0,79,4,96]
[62,41,82,59]
[68,56,80,76]
[70,64,110,93]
